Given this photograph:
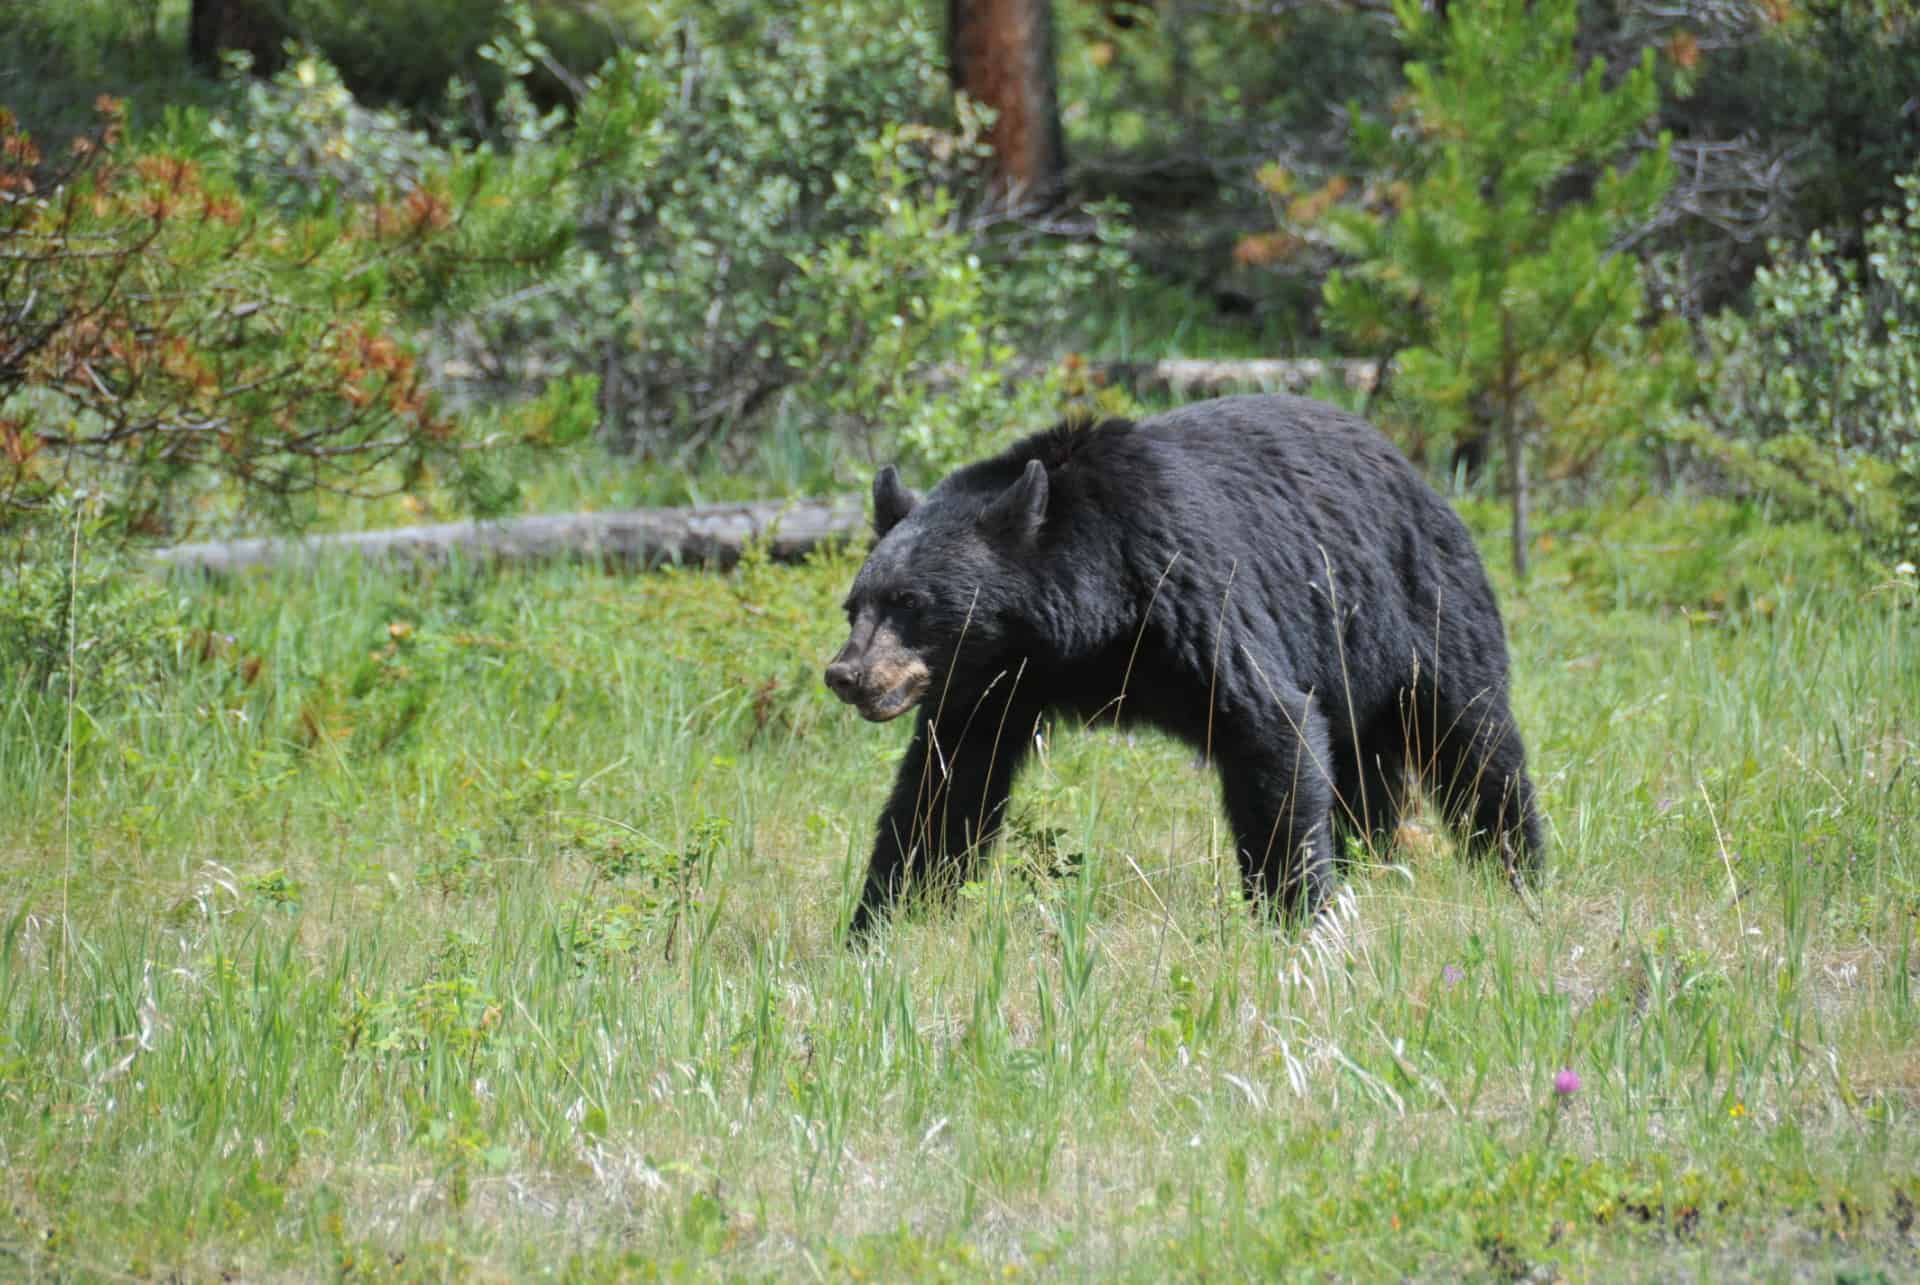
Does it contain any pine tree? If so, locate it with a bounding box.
[1322,0,1679,577]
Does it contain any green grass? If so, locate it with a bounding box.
[2,502,1916,1280]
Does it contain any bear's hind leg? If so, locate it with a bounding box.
[1331,718,1409,863]
[1426,690,1544,887]
[1217,693,1337,921]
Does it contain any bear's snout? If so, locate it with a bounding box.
[825,627,932,722]
[823,656,862,702]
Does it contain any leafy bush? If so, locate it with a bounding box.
[0,50,651,538]
[203,48,444,211]
[1541,498,1868,618]
[0,498,185,712]
[1312,0,1684,575]
[276,0,626,120]
[446,0,1122,472]
[786,129,1075,478]
[443,0,945,455]
[340,972,501,1063]
[1689,170,1920,563]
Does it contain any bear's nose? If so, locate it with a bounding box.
[824,659,860,702]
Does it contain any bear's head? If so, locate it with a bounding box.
[823,459,1049,722]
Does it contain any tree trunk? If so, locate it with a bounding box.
[188,0,289,75]
[1505,412,1529,580]
[1501,318,1530,580]
[948,0,1067,207]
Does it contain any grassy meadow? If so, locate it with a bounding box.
[1,499,1916,1280]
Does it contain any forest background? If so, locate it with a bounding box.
[2,1,1917,1278]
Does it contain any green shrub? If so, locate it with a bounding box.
[203,47,446,212]
[446,0,1124,471]
[0,499,186,713]
[786,129,1072,478]
[441,0,953,458]
[0,48,647,538]
[280,0,626,120]
[1314,0,1683,576]
[1690,170,1920,564]
[1541,498,1869,617]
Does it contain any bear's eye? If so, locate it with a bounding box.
[883,589,927,613]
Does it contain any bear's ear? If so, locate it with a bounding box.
[981,458,1049,545]
[872,465,918,537]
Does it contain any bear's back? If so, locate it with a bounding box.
[1135,395,1436,511]
[1061,395,1467,575]
[1072,396,1499,682]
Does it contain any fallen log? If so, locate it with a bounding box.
[441,355,1383,398]
[151,495,867,575]
[1084,357,1381,397]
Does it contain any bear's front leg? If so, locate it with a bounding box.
[846,693,1041,942]
[1215,692,1337,922]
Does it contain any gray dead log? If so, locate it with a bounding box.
[438,356,1383,398]
[1093,357,1380,397]
[150,496,867,575]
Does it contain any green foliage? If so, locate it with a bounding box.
[0,46,657,539]
[563,811,730,967]
[788,129,1069,478]
[1674,1,1920,264]
[1315,0,1683,571]
[341,972,500,1064]
[448,0,1124,469]
[203,48,440,210]
[1532,497,1869,617]
[0,497,185,711]
[1689,170,1920,562]
[197,34,661,318]
[453,0,963,459]
[276,0,628,120]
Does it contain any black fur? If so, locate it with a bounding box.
[826,394,1544,940]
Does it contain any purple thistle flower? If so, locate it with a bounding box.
[1553,1068,1581,1098]
[1442,964,1465,987]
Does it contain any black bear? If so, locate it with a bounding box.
[824,394,1543,940]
